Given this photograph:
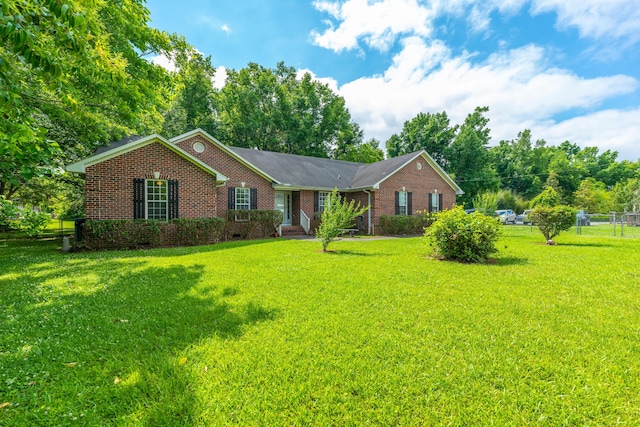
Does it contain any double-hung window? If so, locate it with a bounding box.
[146,179,168,220]
[430,192,439,213]
[235,187,250,210]
[398,191,408,215]
[318,191,330,211]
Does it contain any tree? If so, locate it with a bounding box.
[445,107,499,206]
[529,187,575,244]
[573,178,610,214]
[386,111,456,166]
[214,62,362,158]
[489,130,548,199]
[162,51,217,137]
[336,138,384,163]
[611,178,640,212]
[315,190,368,252]
[1,0,184,197]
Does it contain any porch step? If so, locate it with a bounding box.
[280,225,307,236]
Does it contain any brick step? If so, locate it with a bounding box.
[280,225,307,236]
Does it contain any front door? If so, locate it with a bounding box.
[274,191,292,225]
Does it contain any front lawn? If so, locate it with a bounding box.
[1,229,639,425]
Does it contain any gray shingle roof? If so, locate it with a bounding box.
[350,152,422,189]
[228,146,423,190]
[228,146,363,189]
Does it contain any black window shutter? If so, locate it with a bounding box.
[428,193,433,213]
[228,187,235,210]
[407,192,413,215]
[314,191,319,212]
[168,180,179,219]
[438,193,443,212]
[250,188,258,210]
[394,191,400,215]
[133,178,145,219]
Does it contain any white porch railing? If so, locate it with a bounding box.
[300,209,311,235]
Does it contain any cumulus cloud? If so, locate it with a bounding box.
[531,108,640,161]
[312,0,640,53]
[334,38,638,157]
[311,0,435,52]
[531,0,640,45]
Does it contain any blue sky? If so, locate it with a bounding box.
[147,0,640,161]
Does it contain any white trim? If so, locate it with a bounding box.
[66,134,228,184]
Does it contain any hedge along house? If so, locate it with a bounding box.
[66,129,463,236]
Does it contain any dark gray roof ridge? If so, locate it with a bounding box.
[94,135,145,155]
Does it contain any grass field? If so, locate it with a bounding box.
[1,227,639,425]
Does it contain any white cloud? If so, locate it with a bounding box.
[221,24,231,35]
[212,66,228,89]
[296,68,340,92]
[311,0,640,54]
[531,108,640,161]
[311,0,435,52]
[531,0,640,44]
[150,54,178,73]
[333,38,638,158]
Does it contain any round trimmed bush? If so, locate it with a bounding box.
[425,206,502,263]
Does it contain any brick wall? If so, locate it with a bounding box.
[371,157,456,234]
[175,135,275,213]
[85,142,218,220]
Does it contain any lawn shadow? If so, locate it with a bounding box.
[324,249,388,257]
[556,242,613,248]
[492,256,528,266]
[0,258,277,425]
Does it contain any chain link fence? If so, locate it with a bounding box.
[575,212,640,238]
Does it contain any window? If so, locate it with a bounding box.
[398,191,408,215]
[235,188,250,210]
[318,191,330,211]
[429,192,442,213]
[146,180,168,220]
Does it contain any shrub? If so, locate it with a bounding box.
[529,205,576,244]
[531,187,561,208]
[20,208,51,238]
[379,214,435,235]
[425,206,502,263]
[0,198,19,231]
[316,189,368,252]
[171,218,226,246]
[85,220,162,250]
[473,191,498,216]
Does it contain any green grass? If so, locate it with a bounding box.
[0,220,74,241]
[1,228,639,425]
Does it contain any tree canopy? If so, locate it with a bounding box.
[1,0,186,197]
[386,108,639,210]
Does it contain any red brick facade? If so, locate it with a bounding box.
[370,156,456,233]
[85,142,219,220]
[82,133,458,234]
[174,135,275,213]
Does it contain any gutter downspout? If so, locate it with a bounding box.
[364,189,372,235]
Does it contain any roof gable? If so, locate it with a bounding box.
[352,151,463,194]
[66,134,228,184]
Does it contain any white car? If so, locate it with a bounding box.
[516,209,532,224]
[495,209,516,224]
